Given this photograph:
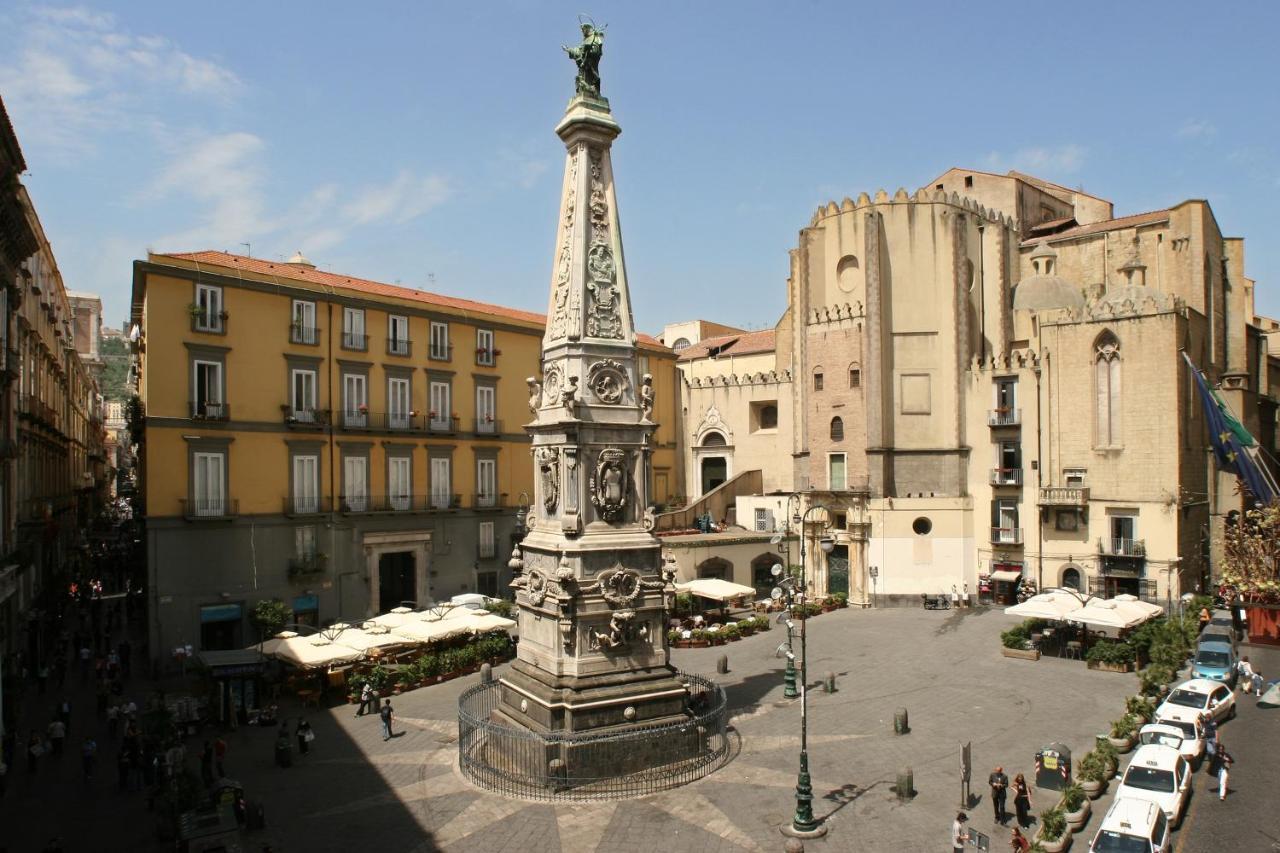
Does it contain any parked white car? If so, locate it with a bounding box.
[1140,715,1204,764]
[1089,796,1172,852]
[1113,744,1192,827]
[1155,678,1235,724]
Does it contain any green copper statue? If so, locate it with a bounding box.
[563,21,605,98]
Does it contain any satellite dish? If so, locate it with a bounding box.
[770,588,783,601]
[769,533,783,545]
[771,564,784,577]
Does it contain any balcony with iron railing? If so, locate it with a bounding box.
[1039,486,1089,507]
[990,467,1023,486]
[340,331,368,351]
[190,401,230,421]
[990,527,1024,545]
[471,493,506,510]
[988,408,1021,427]
[387,337,412,357]
[181,497,238,520]
[1100,537,1146,557]
[288,323,320,345]
[335,410,429,432]
[473,417,502,436]
[426,414,460,435]
[282,406,330,429]
[287,552,327,580]
[428,342,453,362]
[283,496,333,517]
[337,493,462,513]
[475,347,500,367]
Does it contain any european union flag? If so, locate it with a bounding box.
[1183,352,1279,505]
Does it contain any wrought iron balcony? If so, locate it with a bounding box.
[473,417,502,435]
[341,331,368,351]
[428,342,453,362]
[1101,537,1146,557]
[190,401,230,421]
[1039,486,1089,506]
[988,408,1021,427]
[387,337,412,357]
[287,552,327,579]
[475,347,499,367]
[282,406,330,428]
[990,467,1023,486]
[283,496,332,517]
[181,497,238,520]
[289,323,320,345]
[426,415,459,434]
[471,493,505,510]
[990,527,1024,545]
[429,492,462,511]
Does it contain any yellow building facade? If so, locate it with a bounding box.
[131,251,679,661]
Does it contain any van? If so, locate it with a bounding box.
[1191,638,1238,686]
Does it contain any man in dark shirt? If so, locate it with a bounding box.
[988,765,1009,824]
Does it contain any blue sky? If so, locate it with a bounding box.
[2,2,1279,333]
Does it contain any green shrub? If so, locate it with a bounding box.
[667,629,681,644]
[1139,665,1173,697]
[1087,639,1136,666]
[675,592,695,615]
[367,664,391,693]
[1093,737,1119,769]
[483,599,514,618]
[1109,714,1138,739]
[753,615,771,631]
[1039,806,1067,841]
[1125,695,1155,720]
[1001,623,1031,649]
[1076,751,1106,783]
[1061,782,1086,812]
[721,623,740,640]
[831,592,849,606]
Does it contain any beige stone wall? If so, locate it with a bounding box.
[682,373,794,497]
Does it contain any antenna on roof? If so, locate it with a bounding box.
[427,272,436,287]
[240,242,251,258]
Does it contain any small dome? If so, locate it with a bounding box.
[1013,274,1085,311]
[286,251,315,269]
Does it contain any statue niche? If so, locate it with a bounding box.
[590,448,629,522]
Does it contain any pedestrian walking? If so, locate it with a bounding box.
[1012,773,1033,829]
[1198,606,1211,632]
[46,720,66,758]
[1251,670,1264,697]
[214,736,227,778]
[1216,742,1234,800]
[356,682,374,717]
[380,699,394,741]
[296,719,313,755]
[1009,826,1030,852]
[81,737,97,782]
[989,765,1009,825]
[952,812,970,853]
[1237,656,1254,690]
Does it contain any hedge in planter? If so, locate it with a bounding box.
[1038,806,1068,843]
[1086,638,1136,671]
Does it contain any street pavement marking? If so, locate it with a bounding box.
[555,801,618,852]
[649,789,765,851]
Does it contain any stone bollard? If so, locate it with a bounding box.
[717,654,729,674]
[895,766,914,801]
[480,662,493,684]
[824,671,836,693]
[783,838,805,853]
[894,707,910,735]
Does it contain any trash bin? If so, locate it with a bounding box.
[1034,743,1071,792]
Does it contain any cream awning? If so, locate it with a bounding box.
[1062,597,1163,631]
[675,578,758,602]
[273,635,362,669]
[391,619,471,644]
[991,570,1023,583]
[1003,592,1093,621]
[328,624,412,655]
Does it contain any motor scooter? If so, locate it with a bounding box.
[921,592,950,610]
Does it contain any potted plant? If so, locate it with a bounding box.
[754,614,771,632]
[1086,639,1136,673]
[721,623,741,642]
[1125,695,1155,724]
[1108,715,1138,752]
[831,592,849,608]
[1035,806,1070,852]
[1000,622,1040,661]
[689,628,710,648]
[1060,782,1090,831]
[1076,751,1106,799]
[821,596,838,613]
[667,628,681,646]
[1093,737,1119,777]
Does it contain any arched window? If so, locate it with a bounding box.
[848,363,861,388]
[671,337,691,352]
[830,416,844,441]
[836,254,861,293]
[701,431,727,448]
[760,404,778,429]
[1094,332,1121,447]
[813,368,824,391]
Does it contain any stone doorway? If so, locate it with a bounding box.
[827,545,849,596]
[378,551,416,612]
[362,531,431,616]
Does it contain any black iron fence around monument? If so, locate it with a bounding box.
[457,671,729,801]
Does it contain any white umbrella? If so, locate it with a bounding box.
[367,606,417,629]
[252,630,298,657]
[455,611,517,634]
[1061,597,1162,631]
[1004,592,1092,621]
[328,624,412,655]
[273,635,362,669]
[675,578,758,602]
[1112,594,1164,618]
[392,619,471,643]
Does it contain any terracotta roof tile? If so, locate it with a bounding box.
[153,250,667,349]
[1020,208,1171,246]
[677,328,775,361]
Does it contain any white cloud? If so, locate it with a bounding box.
[344,171,452,226]
[0,6,241,155]
[1177,119,1217,139]
[985,144,1087,176]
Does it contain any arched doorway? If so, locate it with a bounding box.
[1061,564,1083,592]
[699,431,728,494]
[751,553,781,599]
[696,557,731,580]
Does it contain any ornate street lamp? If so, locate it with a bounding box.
[776,503,834,839]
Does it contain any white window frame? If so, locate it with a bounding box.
[295,525,316,559]
[388,314,409,356]
[292,454,319,514]
[291,368,317,422]
[1110,514,1138,555]
[994,499,1020,543]
[478,521,496,559]
[476,385,496,433]
[343,455,368,512]
[827,452,847,491]
[387,376,411,429]
[429,321,450,360]
[994,377,1018,411]
[193,359,223,418]
[194,283,223,332]
[291,300,317,344]
[192,451,226,516]
[342,307,366,350]
[476,328,495,366]
[343,373,367,428]
[429,381,451,430]
[476,457,497,507]
[1064,468,1087,487]
[430,457,451,509]
[388,456,412,511]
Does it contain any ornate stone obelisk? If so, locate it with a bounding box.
[499,24,688,743]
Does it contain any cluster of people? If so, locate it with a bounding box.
[1236,655,1267,697]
